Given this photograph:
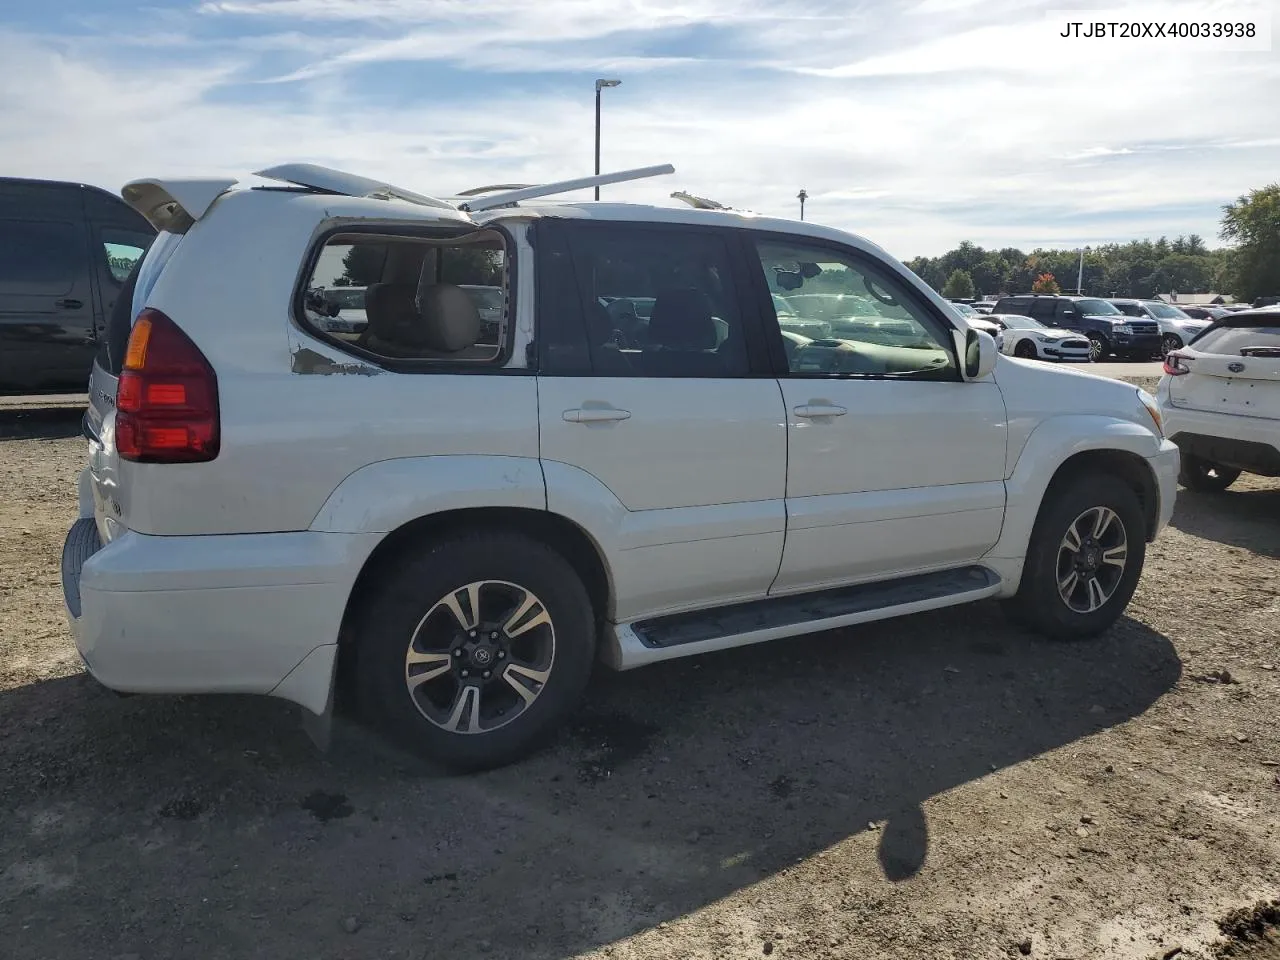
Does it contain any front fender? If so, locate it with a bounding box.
[986,415,1164,563]
[309,455,546,533]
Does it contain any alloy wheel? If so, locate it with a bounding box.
[403,580,556,734]
[1055,506,1128,614]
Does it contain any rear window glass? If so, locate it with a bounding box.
[1193,322,1280,355]
[300,230,509,365]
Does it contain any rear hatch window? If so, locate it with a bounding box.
[1191,318,1280,357]
[100,230,185,376]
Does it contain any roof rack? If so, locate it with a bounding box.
[458,164,676,212]
[671,191,728,210]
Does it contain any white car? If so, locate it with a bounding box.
[972,300,998,314]
[1110,299,1210,356]
[62,161,1179,770]
[988,314,1092,362]
[1158,308,1280,491]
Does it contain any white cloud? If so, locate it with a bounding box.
[3,0,1278,257]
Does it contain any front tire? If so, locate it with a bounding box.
[1178,454,1240,492]
[1003,474,1146,641]
[1013,339,1038,359]
[1161,333,1183,357]
[353,532,596,770]
[1087,333,1109,362]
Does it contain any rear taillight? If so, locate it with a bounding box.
[1163,352,1190,376]
[116,309,220,463]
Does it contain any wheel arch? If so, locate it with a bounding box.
[334,506,614,696]
[1040,449,1159,541]
[988,417,1165,568]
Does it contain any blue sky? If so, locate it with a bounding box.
[1,0,1276,256]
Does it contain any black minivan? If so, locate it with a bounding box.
[1,177,155,392]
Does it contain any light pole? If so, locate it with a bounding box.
[1076,245,1090,295]
[594,78,621,200]
[797,188,808,221]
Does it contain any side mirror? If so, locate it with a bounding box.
[958,328,997,380]
[775,270,803,291]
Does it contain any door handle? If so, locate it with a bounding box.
[794,403,847,418]
[56,298,83,309]
[563,407,632,423]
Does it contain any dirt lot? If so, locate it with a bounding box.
[2,404,1278,960]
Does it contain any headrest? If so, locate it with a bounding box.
[363,283,421,342]
[648,287,718,350]
[418,283,482,353]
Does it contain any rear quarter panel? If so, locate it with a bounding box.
[125,189,539,535]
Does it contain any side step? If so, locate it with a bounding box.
[606,566,1001,670]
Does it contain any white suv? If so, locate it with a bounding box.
[62,163,1180,770]
[1158,308,1280,491]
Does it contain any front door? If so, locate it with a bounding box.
[534,219,788,623]
[745,233,1009,595]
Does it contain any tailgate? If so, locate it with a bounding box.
[1168,319,1280,420]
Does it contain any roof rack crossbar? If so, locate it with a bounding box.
[459,164,675,212]
[454,183,536,197]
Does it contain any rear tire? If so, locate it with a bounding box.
[1178,454,1240,492]
[1003,474,1146,641]
[353,532,596,771]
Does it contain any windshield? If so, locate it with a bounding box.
[1113,302,1144,317]
[462,286,504,310]
[1144,302,1191,320]
[1076,298,1123,316]
[951,302,978,316]
[326,288,366,310]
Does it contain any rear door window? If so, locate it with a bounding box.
[0,220,79,295]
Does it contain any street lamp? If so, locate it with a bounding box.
[594,78,621,200]
[797,188,808,221]
[1076,245,1090,295]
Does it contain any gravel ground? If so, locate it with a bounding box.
[1,403,1278,960]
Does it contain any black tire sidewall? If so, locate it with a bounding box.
[354,533,597,770]
[1014,474,1146,640]
[1014,340,1038,359]
[1178,454,1241,492]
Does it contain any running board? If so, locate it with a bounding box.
[604,566,1001,670]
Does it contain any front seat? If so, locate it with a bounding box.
[643,287,723,376]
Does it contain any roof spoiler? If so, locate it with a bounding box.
[121,178,239,232]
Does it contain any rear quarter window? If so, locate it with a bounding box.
[298,229,511,367]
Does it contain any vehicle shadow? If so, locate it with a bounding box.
[1170,483,1280,559]
[0,407,85,442]
[0,604,1180,960]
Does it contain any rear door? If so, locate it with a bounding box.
[0,183,96,389]
[534,218,788,622]
[1168,317,1280,420]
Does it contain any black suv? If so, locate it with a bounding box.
[991,295,1160,361]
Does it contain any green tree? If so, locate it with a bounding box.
[1220,184,1280,301]
[1031,272,1061,295]
[941,268,976,299]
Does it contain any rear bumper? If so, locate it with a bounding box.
[1160,400,1280,476]
[61,522,381,714]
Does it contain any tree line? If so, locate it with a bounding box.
[905,184,1280,302]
